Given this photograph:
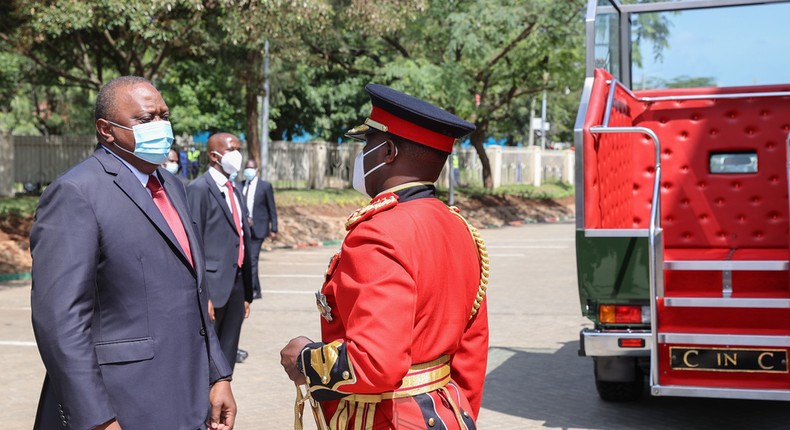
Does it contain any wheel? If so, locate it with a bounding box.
[594,359,644,402]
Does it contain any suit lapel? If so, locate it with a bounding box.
[94,148,194,273]
[161,172,200,275]
[255,178,265,204]
[205,172,237,233]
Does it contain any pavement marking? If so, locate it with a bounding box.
[0,340,37,347]
[488,238,574,242]
[262,290,316,295]
[487,245,569,249]
[260,274,324,278]
[269,251,336,256]
[264,262,329,266]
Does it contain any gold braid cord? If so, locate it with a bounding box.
[449,206,489,320]
[294,383,328,430]
[345,195,399,231]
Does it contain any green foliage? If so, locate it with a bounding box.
[0,196,39,217]
[283,0,587,153]
[0,0,667,189]
[158,58,245,136]
[274,189,369,207]
[449,181,574,200]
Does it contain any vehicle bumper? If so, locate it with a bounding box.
[579,328,651,357]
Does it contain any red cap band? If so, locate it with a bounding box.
[369,106,455,153]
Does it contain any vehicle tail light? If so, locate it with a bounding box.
[618,338,646,348]
[599,304,649,324]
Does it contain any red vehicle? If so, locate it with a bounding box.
[575,0,790,401]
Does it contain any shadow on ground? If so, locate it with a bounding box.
[483,341,790,430]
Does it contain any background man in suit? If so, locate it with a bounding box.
[187,133,254,371]
[241,158,278,299]
[30,76,236,429]
[163,148,191,185]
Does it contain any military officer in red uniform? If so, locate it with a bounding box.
[281,84,489,430]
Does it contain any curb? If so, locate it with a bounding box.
[270,239,343,251]
[0,272,31,282]
[483,216,575,229]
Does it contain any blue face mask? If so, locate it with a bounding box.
[108,120,174,165]
[229,171,238,182]
[243,168,257,181]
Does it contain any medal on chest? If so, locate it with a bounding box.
[316,251,341,322]
[315,291,333,322]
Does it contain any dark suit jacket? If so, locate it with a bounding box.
[30,146,232,429]
[242,177,278,240]
[187,170,254,307]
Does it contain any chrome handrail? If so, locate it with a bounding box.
[588,78,664,392]
[606,78,790,103]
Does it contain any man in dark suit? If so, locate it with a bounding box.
[241,158,278,299]
[30,76,236,429]
[187,133,254,371]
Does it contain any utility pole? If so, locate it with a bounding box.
[541,71,549,149]
[260,40,270,179]
[528,98,536,147]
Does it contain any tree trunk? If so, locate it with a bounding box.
[245,81,260,164]
[244,49,263,164]
[469,123,493,189]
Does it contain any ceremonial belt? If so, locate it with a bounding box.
[296,355,460,430]
[343,354,451,403]
[330,355,455,430]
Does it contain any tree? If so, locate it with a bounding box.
[0,0,330,152]
[0,0,223,136]
[289,0,586,188]
[211,0,330,162]
[0,0,218,89]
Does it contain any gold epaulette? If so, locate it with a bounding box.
[344,193,399,231]
[448,206,489,320]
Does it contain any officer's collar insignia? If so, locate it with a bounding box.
[316,291,333,322]
[345,193,399,230]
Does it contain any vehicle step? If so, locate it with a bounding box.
[658,333,790,347]
[663,298,790,308]
[664,260,788,271]
[651,385,790,401]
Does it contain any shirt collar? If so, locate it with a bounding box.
[101,144,151,187]
[208,165,231,188]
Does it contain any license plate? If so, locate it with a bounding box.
[669,347,788,373]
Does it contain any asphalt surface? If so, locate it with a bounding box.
[2,222,790,429]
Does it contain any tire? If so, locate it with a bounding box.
[594,362,644,402]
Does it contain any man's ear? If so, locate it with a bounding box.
[384,140,398,163]
[96,119,114,144]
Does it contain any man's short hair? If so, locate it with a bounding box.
[391,134,449,163]
[94,76,151,122]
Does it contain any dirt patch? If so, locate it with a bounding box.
[0,213,33,274]
[272,195,575,248]
[0,196,575,273]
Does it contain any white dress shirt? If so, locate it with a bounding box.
[208,166,244,235]
[243,176,258,218]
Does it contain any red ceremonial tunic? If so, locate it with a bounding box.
[299,185,489,430]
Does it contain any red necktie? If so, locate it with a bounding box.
[146,175,193,267]
[226,181,245,267]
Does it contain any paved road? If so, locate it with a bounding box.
[2,222,789,428]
